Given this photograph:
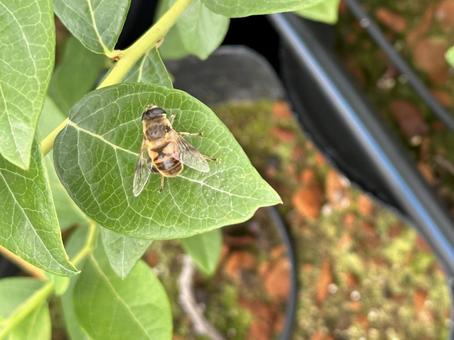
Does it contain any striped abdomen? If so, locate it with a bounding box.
[149,141,183,177]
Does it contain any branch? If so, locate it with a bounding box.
[178,256,224,340]
[0,247,46,280]
[40,0,193,156]
[71,221,97,266]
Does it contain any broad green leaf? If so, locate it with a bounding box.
[295,0,340,24]
[0,0,55,169]
[47,155,88,230]
[0,278,50,340]
[8,303,50,340]
[54,0,131,55]
[101,228,152,279]
[158,0,229,60]
[61,227,92,340]
[73,247,172,340]
[201,0,324,17]
[38,98,88,230]
[47,274,70,296]
[0,278,42,320]
[49,37,105,113]
[0,144,77,276]
[37,98,66,141]
[446,46,454,67]
[125,49,173,88]
[53,83,281,240]
[181,229,222,275]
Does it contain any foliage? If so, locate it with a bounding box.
[0,0,55,169]
[158,0,229,60]
[181,229,222,275]
[0,0,338,338]
[295,0,340,24]
[446,46,454,68]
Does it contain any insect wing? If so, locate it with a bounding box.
[177,135,210,173]
[133,141,152,197]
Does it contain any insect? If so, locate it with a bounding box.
[133,105,212,197]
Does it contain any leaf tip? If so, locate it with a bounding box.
[57,262,81,277]
[1,149,31,171]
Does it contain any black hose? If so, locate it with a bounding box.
[345,0,454,130]
[266,207,299,340]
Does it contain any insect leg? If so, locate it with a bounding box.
[169,114,176,125]
[179,131,203,137]
[159,176,166,192]
[204,155,216,161]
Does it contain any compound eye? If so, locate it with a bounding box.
[143,106,166,120]
[150,107,166,116]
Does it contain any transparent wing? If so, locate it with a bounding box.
[133,141,152,197]
[177,135,210,173]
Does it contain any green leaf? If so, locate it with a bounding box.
[158,0,229,60]
[201,0,324,17]
[0,278,50,340]
[125,49,173,88]
[101,228,152,279]
[295,0,340,24]
[61,227,92,340]
[47,274,70,296]
[49,37,105,113]
[53,83,281,240]
[38,98,89,230]
[54,0,131,55]
[446,46,454,68]
[37,98,66,141]
[0,144,77,276]
[181,229,222,275]
[8,303,50,340]
[73,246,172,340]
[0,278,42,320]
[0,0,55,169]
[47,155,88,230]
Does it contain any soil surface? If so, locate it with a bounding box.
[337,0,454,214]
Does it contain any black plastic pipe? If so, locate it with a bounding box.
[345,0,454,130]
[269,13,454,276]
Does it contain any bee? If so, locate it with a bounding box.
[133,105,212,197]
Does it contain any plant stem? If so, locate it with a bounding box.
[39,0,192,156]
[0,222,97,338]
[100,0,192,87]
[40,118,68,157]
[0,247,46,280]
[72,221,97,266]
[0,281,53,339]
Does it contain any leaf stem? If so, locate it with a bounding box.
[0,247,46,280]
[39,118,69,158]
[0,221,97,338]
[39,0,192,156]
[72,221,97,266]
[100,0,192,87]
[0,281,53,339]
